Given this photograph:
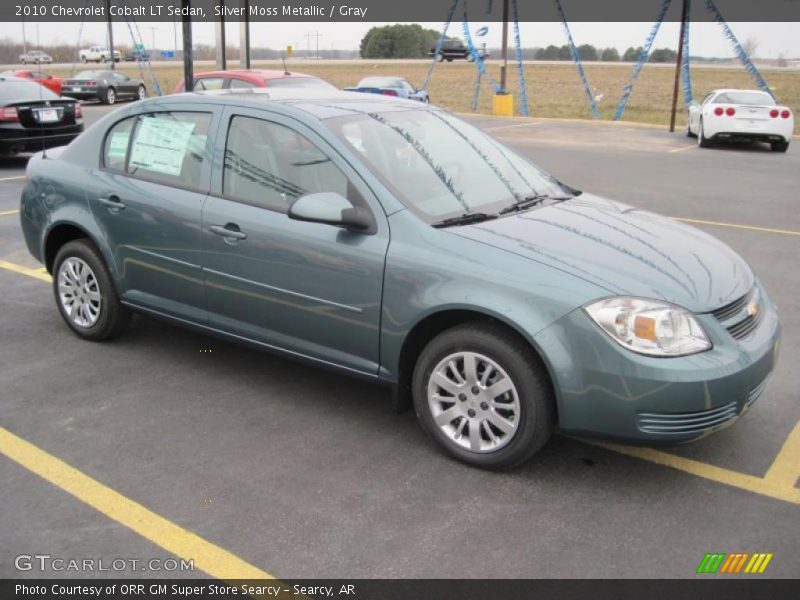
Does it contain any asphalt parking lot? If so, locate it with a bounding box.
[1,103,798,579]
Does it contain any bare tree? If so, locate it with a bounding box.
[742,37,760,59]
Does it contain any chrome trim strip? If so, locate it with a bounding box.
[203,267,363,313]
[127,246,202,270]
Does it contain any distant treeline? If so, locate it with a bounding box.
[0,38,359,64]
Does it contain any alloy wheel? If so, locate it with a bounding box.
[57,257,102,328]
[427,351,521,453]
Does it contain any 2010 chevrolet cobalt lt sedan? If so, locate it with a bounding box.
[20,89,780,469]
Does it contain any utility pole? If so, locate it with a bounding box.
[215,0,227,70]
[500,0,509,92]
[182,0,193,92]
[105,0,115,69]
[669,0,690,132]
[239,0,251,68]
[305,31,321,59]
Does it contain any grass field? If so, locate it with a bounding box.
[52,61,800,132]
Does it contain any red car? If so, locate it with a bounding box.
[173,69,336,93]
[1,70,62,95]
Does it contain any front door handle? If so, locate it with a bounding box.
[209,224,247,241]
[98,195,125,211]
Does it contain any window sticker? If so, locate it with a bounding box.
[129,117,196,177]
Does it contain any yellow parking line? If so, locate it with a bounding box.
[668,145,695,153]
[0,175,25,181]
[0,259,51,282]
[0,426,274,580]
[585,429,800,505]
[0,209,20,216]
[763,421,800,488]
[673,217,800,236]
[2,257,799,506]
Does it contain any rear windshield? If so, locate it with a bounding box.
[267,77,335,90]
[73,71,106,80]
[713,92,775,106]
[0,80,59,101]
[358,77,403,88]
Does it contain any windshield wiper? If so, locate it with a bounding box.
[431,212,498,228]
[498,194,573,215]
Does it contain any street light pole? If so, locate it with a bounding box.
[500,0,509,92]
[105,0,115,70]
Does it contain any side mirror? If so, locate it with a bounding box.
[288,192,372,232]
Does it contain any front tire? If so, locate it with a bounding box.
[771,140,789,152]
[53,239,130,341]
[104,87,116,105]
[412,322,554,469]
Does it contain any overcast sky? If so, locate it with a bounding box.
[3,21,799,58]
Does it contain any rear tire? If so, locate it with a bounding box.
[104,87,116,105]
[137,85,147,101]
[771,140,789,153]
[698,119,713,148]
[412,322,554,470]
[52,239,130,341]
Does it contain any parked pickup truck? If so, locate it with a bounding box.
[79,47,121,63]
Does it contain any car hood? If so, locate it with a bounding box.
[450,193,753,312]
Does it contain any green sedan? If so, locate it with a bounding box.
[19,89,780,469]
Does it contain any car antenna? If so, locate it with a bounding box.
[36,23,47,159]
[281,53,290,76]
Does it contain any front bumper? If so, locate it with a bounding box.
[533,283,781,443]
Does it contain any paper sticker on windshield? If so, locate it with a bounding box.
[129,117,196,177]
[107,131,129,159]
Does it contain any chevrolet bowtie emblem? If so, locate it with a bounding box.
[747,302,759,317]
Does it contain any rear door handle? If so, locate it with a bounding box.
[209,224,247,241]
[98,195,125,211]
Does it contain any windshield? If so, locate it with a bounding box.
[325,109,568,220]
[713,92,774,106]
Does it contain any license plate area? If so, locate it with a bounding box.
[36,109,59,123]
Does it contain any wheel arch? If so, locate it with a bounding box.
[390,307,559,421]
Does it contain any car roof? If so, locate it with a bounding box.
[710,89,772,95]
[196,69,317,80]
[152,87,430,120]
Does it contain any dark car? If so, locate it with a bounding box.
[61,71,147,105]
[123,50,151,62]
[0,77,83,155]
[429,39,488,62]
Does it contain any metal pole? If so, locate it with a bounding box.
[669,0,689,132]
[500,0,509,92]
[105,0,115,69]
[240,0,251,69]
[215,1,227,70]
[182,1,193,92]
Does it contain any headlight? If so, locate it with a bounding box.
[584,297,711,357]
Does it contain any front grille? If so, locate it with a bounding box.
[710,287,762,341]
[637,402,739,435]
[727,312,762,340]
[711,291,751,322]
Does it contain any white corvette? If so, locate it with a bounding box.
[687,89,793,152]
